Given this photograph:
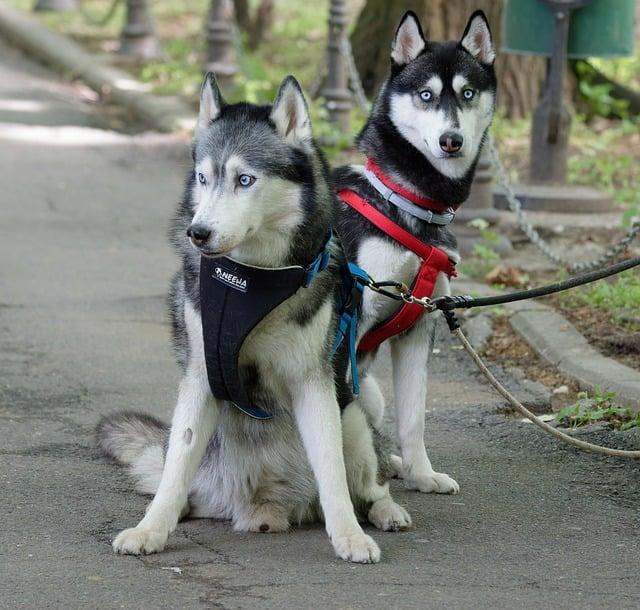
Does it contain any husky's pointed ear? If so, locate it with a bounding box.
[391,11,426,66]
[270,76,312,145]
[460,10,495,65]
[198,72,225,132]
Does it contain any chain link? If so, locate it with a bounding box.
[230,24,252,79]
[78,0,122,27]
[339,36,371,115]
[488,136,640,274]
[308,57,326,100]
[309,35,370,114]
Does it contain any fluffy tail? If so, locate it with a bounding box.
[96,411,167,495]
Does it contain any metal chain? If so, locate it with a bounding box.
[230,24,252,79]
[308,52,327,100]
[488,136,640,274]
[339,36,370,115]
[309,36,369,113]
[78,0,123,27]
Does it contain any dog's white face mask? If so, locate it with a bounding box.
[189,76,313,266]
[388,12,496,180]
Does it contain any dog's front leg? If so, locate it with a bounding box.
[113,371,217,555]
[292,375,380,563]
[390,315,459,494]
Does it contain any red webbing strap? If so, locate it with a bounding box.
[338,189,456,352]
[339,189,443,259]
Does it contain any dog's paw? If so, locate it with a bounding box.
[332,530,381,564]
[112,527,167,555]
[406,471,460,495]
[368,498,412,532]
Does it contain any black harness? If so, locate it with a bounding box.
[200,234,361,420]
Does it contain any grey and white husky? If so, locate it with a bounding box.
[97,74,409,564]
[334,11,497,494]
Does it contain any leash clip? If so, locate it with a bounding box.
[367,280,409,301]
[365,279,436,311]
[401,293,436,311]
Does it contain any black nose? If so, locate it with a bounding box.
[187,224,211,245]
[439,131,463,154]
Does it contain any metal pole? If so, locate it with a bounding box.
[323,0,351,132]
[118,0,163,60]
[529,6,572,183]
[34,0,77,11]
[203,0,237,90]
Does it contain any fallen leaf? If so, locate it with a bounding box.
[485,265,527,288]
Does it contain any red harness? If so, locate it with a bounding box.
[338,182,457,353]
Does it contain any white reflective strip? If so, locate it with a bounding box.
[363,169,455,226]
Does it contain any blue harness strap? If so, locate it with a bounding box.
[332,262,371,395]
[304,231,332,286]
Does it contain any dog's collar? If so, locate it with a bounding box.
[364,158,456,226]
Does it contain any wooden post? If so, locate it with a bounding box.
[119,0,163,59]
[203,0,237,89]
[323,0,351,131]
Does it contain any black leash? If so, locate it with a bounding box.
[432,256,640,313]
[355,254,640,457]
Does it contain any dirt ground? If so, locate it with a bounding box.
[550,300,640,372]
[483,314,580,411]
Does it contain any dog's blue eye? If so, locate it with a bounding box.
[238,174,255,188]
[197,172,206,185]
[419,90,433,102]
[463,89,475,100]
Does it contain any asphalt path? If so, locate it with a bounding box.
[1,40,639,609]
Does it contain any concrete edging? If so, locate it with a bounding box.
[508,300,640,411]
[0,3,195,133]
[458,280,640,411]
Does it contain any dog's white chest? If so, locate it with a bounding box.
[356,236,450,336]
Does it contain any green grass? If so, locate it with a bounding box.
[561,270,640,320]
[567,118,640,226]
[556,387,639,430]
[457,219,502,279]
[458,248,498,279]
[591,48,640,92]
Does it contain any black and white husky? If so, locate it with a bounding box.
[97,75,409,564]
[334,12,497,494]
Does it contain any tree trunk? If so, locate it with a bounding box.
[351,0,546,119]
[350,0,423,95]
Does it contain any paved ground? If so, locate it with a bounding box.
[1,40,640,610]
